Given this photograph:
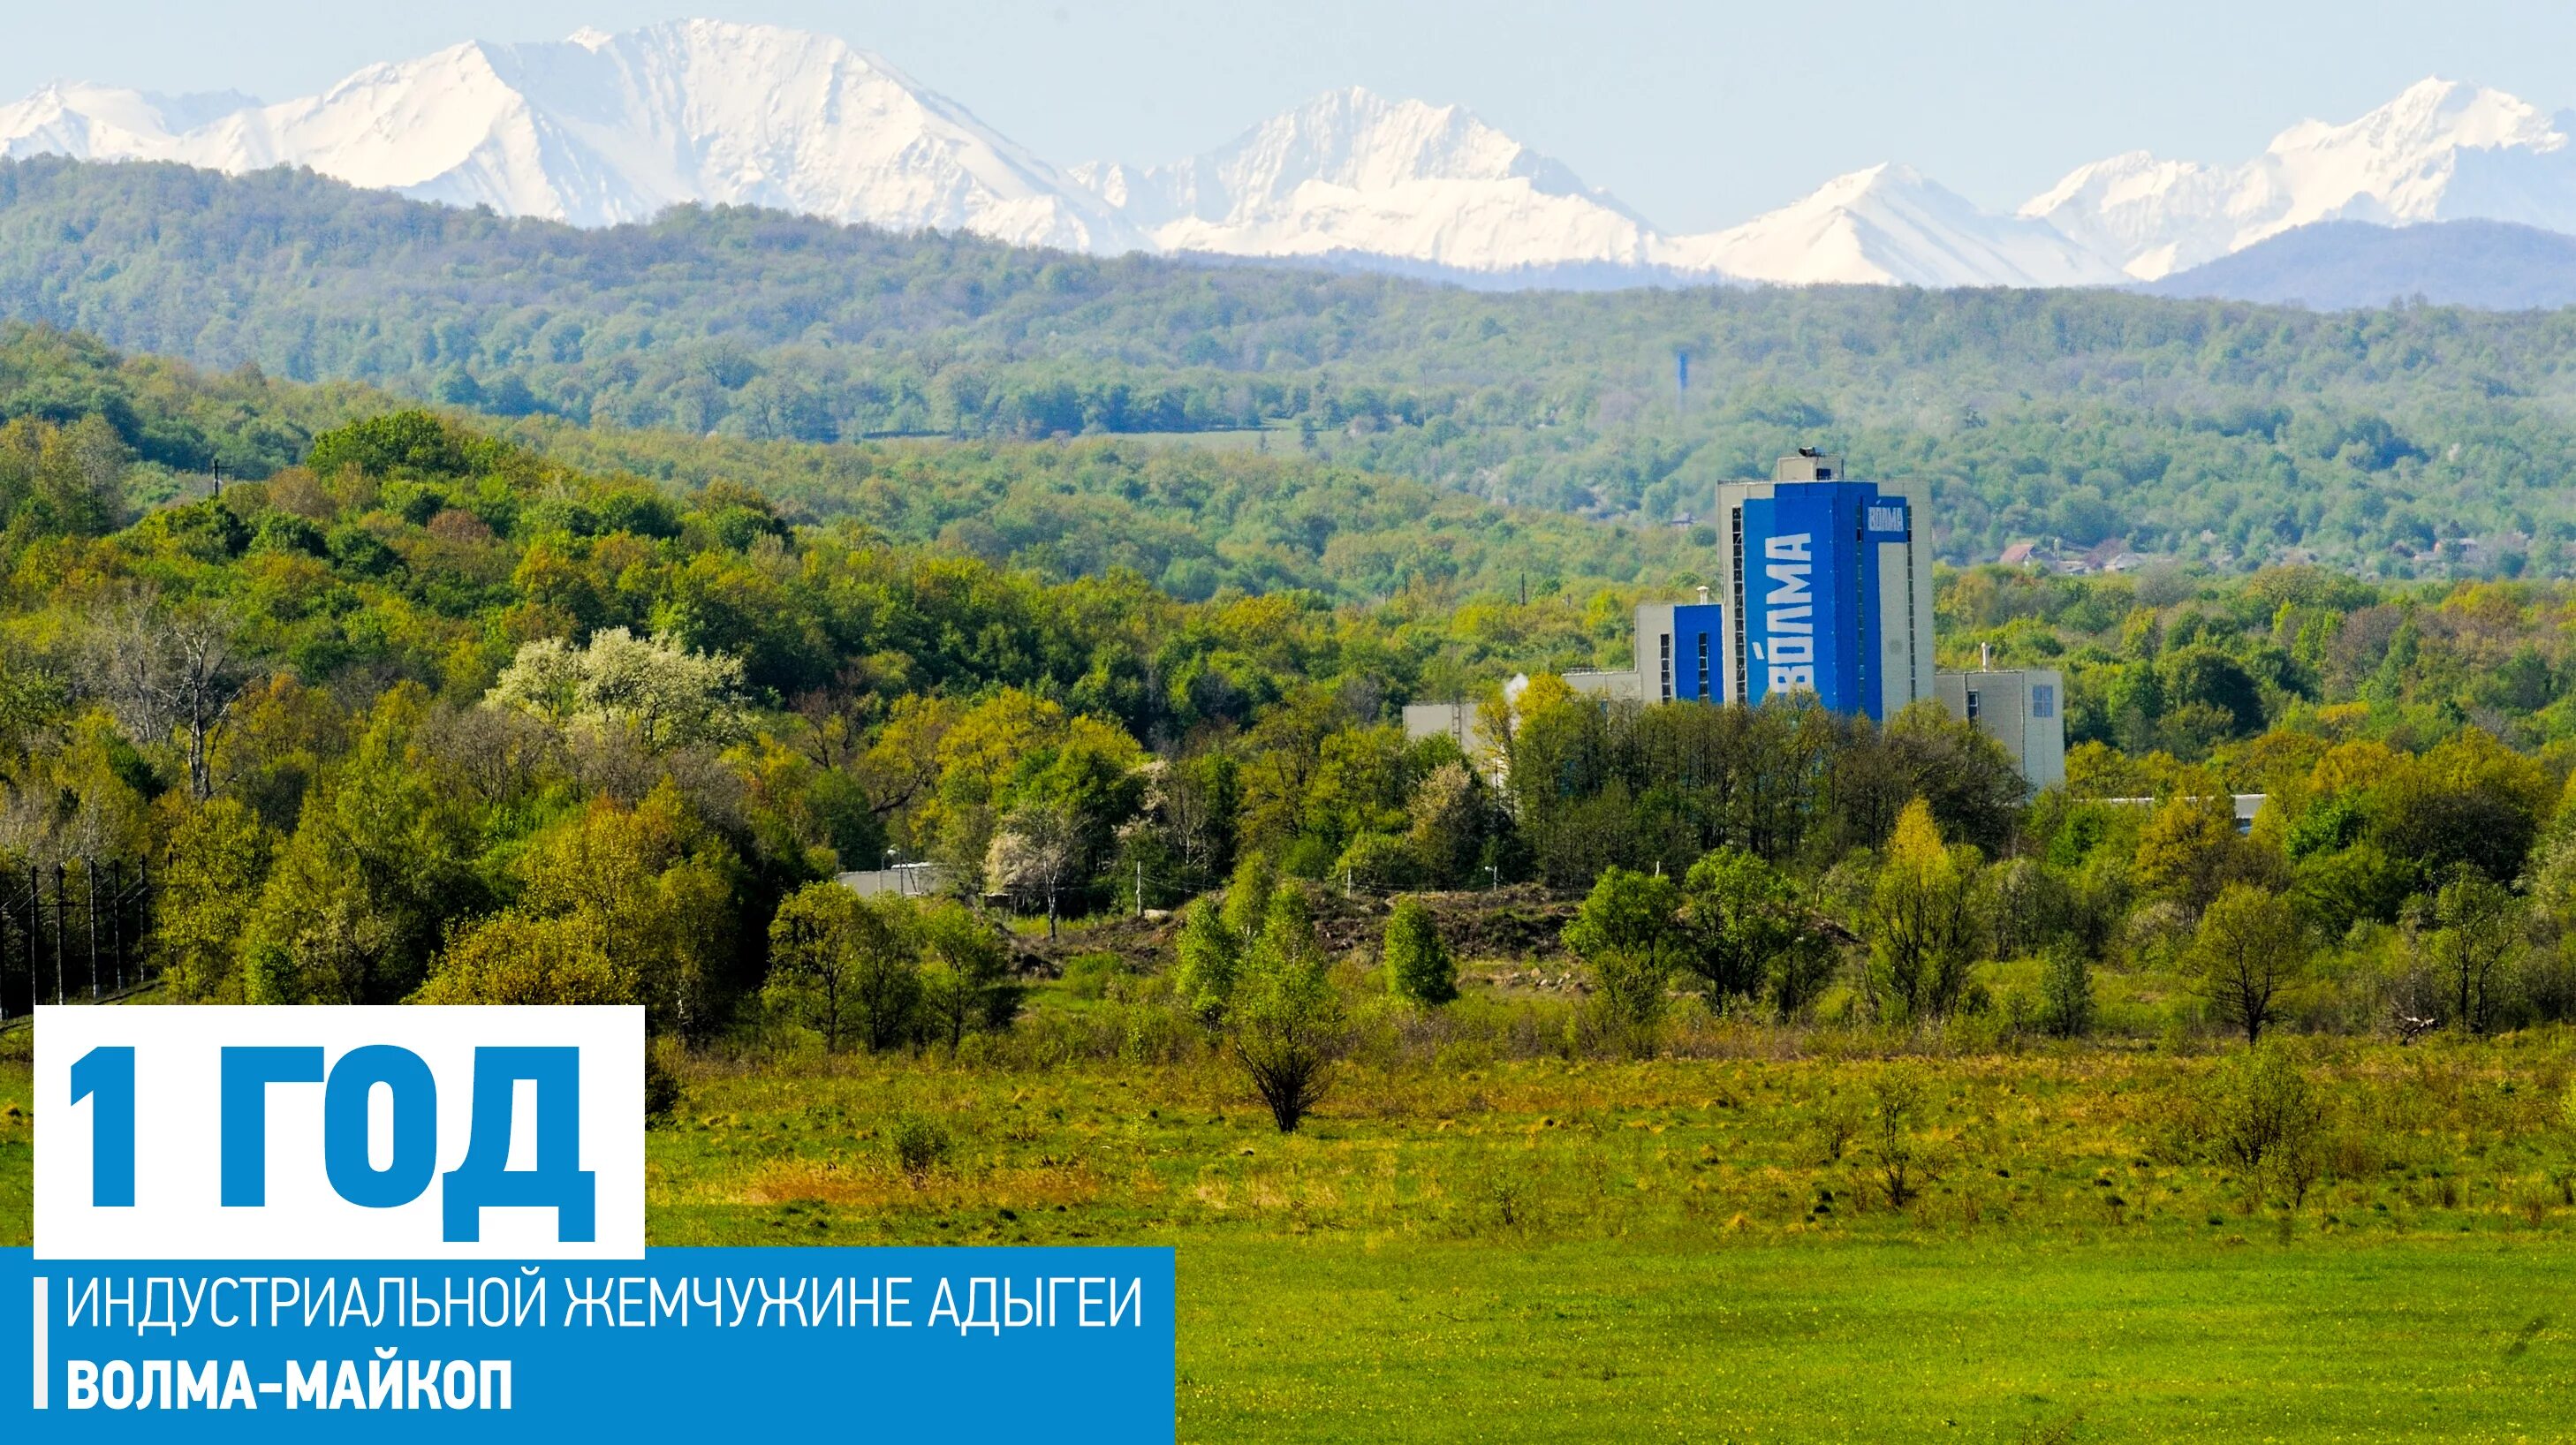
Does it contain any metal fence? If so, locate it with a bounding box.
[0,859,155,1022]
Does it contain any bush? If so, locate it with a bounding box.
[1867,1069,1935,1207]
[1383,897,1458,1005]
[2040,944,2096,1039]
[644,1043,684,1127]
[1230,885,1345,1131]
[1063,950,1128,1002]
[1563,866,1685,1055]
[888,1113,952,1179]
[2207,1044,2324,1208]
[1172,897,1240,1021]
[1335,831,1421,892]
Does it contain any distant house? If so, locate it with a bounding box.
[2084,538,2145,572]
[1998,541,2038,566]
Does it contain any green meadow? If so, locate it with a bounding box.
[13,1024,2576,1441]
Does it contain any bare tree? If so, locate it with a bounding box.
[91,594,259,800]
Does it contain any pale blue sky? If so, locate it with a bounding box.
[10,1,2574,231]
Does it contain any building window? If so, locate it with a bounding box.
[1659,632,1672,702]
[2031,684,2056,719]
[1965,689,1981,722]
[1695,632,1709,701]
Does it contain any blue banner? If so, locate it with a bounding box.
[2,1246,1176,1441]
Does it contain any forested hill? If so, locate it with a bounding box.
[8,156,2576,576]
[0,322,1695,608]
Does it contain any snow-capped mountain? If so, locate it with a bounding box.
[0,85,259,160]
[10,25,2576,296]
[0,20,1142,252]
[2024,79,2576,280]
[1656,164,2125,288]
[1069,87,1659,275]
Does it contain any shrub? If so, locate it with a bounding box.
[1230,885,1345,1132]
[1171,897,1240,1021]
[643,1042,684,1127]
[1563,866,1685,1055]
[2207,1044,2324,1208]
[1335,830,1421,892]
[1383,897,1458,1005]
[1220,852,1277,941]
[1062,950,1128,1002]
[1867,1070,1935,1207]
[2040,944,2096,1039]
[1678,845,1808,1007]
[889,1113,951,1179]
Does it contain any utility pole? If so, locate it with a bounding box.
[1135,860,1144,919]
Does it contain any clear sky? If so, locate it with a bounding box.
[9,1,2575,231]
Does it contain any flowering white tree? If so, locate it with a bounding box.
[488,628,745,753]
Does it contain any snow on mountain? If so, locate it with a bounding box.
[1069,87,1657,274]
[0,84,261,161]
[2025,79,2576,279]
[15,33,2576,294]
[1655,163,2126,288]
[0,21,1143,253]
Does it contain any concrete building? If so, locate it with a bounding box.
[1403,450,2065,794]
[1708,451,1937,722]
[1934,670,2067,791]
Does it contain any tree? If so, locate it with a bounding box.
[1383,897,1458,1005]
[0,412,126,537]
[916,899,1016,1049]
[2039,943,2095,1039]
[1407,760,1501,888]
[2190,883,2307,1044]
[1563,866,1686,1053]
[1866,1069,1934,1207]
[1172,897,1241,1022]
[413,912,629,1004]
[508,787,734,1035]
[763,882,917,1052]
[1677,846,1807,1007]
[1220,851,1277,942]
[488,627,745,754]
[2428,870,2526,1036]
[241,697,481,1004]
[985,802,1080,938]
[90,594,258,799]
[1230,885,1345,1132]
[154,797,274,1001]
[2208,1043,2324,1209]
[2133,795,2277,910]
[1866,799,1983,1022]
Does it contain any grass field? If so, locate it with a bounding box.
[9,1033,2576,1441]
[1175,1233,2576,1443]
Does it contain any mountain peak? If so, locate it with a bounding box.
[9,38,2576,294]
[2029,76,2576,279]
[1660,163,2122,288]
[0,20,1143,250]
[1072,85,1655,273]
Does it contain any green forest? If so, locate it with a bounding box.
[10,155,2576,574]
[4,318,2576,1064]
